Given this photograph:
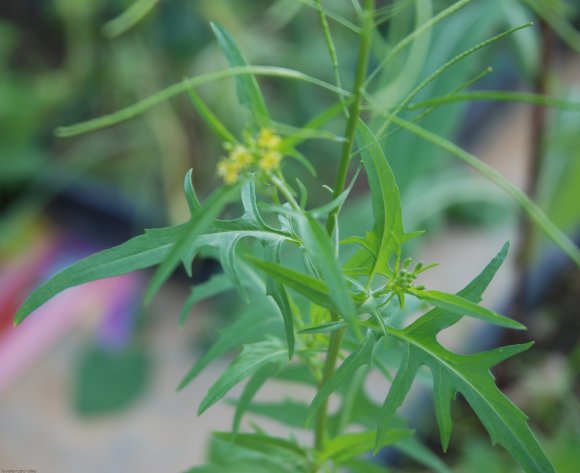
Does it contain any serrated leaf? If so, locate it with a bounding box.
[211,22,269,128]
[375,244,555,473]
[179,274,234,326]
[145,183,242,304]
[409,289,525,330]
[307,331,380,424]
[198,338,287,415]
[178,311,279,391]
[14,224,182,324]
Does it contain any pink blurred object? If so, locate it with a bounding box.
[0,274,140,392]
[0,221,143,392]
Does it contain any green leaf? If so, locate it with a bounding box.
[144,182,242,304]
[232,363,282,434]
[320,430,411,464]
[14,224,182,325]
[375,244,555,473]
[186,87,237,143]
[183,168,201,216]
[245,255,336,311]
[299,320,349,334]
[263,240,295,358]
[210,22,269,128]
[395,437,453,473]
[409,289,526,330]
[198,338,287,415]
[382,112,580,266]
[294,213,359,335]
[356,121,415,278]
[179,274,234,326]
[178,310,279,391]
[210,433,310,473]
[188,230,287,302]
[307,331,380,424]
[241,399,310,429]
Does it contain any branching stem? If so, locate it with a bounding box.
[315,0,375,460]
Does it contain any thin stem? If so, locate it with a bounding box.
[314,0,375,459]
[314,316,346,452]
[512,18,554,320]
[325,0,375,236]
[270,174,301,211]
[316,0,347,114]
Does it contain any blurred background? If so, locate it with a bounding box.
[0,0,579,472]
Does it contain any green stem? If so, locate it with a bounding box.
[270,174,301,211]
[316,0,347,114]
[314,0,375,460]
[325,0,374,236]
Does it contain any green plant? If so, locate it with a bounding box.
[15,1,580,472]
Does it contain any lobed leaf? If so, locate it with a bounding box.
[375,244,555,472]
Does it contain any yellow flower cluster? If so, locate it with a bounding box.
[217,128,284,184]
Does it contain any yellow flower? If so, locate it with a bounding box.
[257,128,282,150]
[217,159,241,185]
[229,145,254,167]
[259,150,282,171]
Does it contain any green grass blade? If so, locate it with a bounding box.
[102,0,159,38]
[56,66,350,137]
[365,0,474,86]
[408,90,580,110]
[186,87,237,143]
[381,113,580,266]
[211,22,270,128]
